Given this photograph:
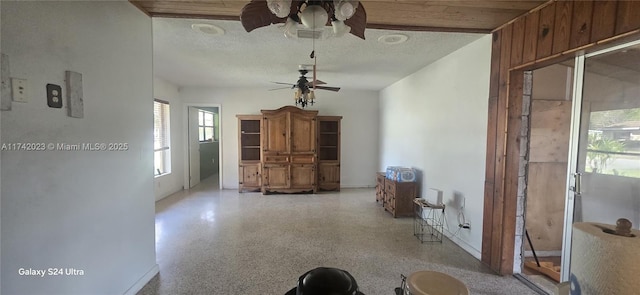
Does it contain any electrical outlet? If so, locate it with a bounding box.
[46,84,63,108]
[11,78,27,102]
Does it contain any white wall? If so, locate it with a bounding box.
[179,87,379,189]
[0,1,3,290]
[153,77,184,201]
[1,2,157,295]
[379,35,491,258]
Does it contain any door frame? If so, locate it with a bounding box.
[560,54,585,282]
[183,103,223,189]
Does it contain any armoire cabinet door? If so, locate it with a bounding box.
[263,112,289,153]
[290,164,315,189]
[318,163,340,190]
[262,165,289,189]
[291,113,316,153]
[239,164,261,188]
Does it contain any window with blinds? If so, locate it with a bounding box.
[154,99,171,176]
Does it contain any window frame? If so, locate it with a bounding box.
[198,109,218,142]
[154,99,171,177]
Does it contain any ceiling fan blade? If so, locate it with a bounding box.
[314,86,341,92]
[272,82,295,86]
[240,0,287,33]
[269,86,293,91]
[309,80,326,86]
[344,2,366,40]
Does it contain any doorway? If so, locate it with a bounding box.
[519,40,640,290]
[185,105,222,189]
[521,63,574,291]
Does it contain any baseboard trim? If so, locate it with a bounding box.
[339,185,376,188]
[443,229,482,260]
[123,263,159,295]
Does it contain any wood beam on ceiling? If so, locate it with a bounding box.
[129,0,546,33]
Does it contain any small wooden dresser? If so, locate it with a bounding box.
[376,172,417,218]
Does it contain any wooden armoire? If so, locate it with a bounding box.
[237,106,341,194]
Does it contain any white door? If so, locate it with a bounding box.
[189,107,201,188]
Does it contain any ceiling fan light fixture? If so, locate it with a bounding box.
[283,17,298,38]
[266,0,292,18]
[300,4,328,30]
[309,91,316,101]
[331,20,351,37]
[333,0,359,21]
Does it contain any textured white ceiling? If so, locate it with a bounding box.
[153,18,484,91]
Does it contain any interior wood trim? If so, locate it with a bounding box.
[509,28,640,72]
[129,1,152,17]
[365,23,492,34]
[130,9,497,34]
[139,13,242,21]
[500,70,525,273]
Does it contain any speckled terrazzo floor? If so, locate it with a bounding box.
[137,176,537,295]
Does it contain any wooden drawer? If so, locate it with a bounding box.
[384,193,395,212]
[291,155,315,164]
[385,180,396,193]
[264,155,289,163]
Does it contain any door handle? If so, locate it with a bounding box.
[570,172,582,197]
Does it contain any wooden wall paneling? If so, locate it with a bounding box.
[482,31,503,266]
[489,32,503,98]
[552,1,573,54]
[569,0,594,49]
[511,18,526,67]
[522,10,540,64]
[615,1,640,35]
[490,24,513,272]
[537,2,557,59]
[590,0,617,42]
[500,70,524,274]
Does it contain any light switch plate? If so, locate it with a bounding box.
[11,78,27,102]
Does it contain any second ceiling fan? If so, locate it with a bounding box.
[271,66,340,108]
[271,68,341,92]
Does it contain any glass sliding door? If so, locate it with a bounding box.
[562,40,640,281]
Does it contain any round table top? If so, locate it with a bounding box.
[407,271,469,295]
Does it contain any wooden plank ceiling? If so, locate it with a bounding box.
[130,0,548,33]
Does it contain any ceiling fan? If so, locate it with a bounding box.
[240,0,367,39]
[271,67,340,108]
[271,69,341,93]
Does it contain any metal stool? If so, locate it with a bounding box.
[398,271,469,295]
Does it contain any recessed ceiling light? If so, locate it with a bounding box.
[377,34,409,45]
[191,23,225,35]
